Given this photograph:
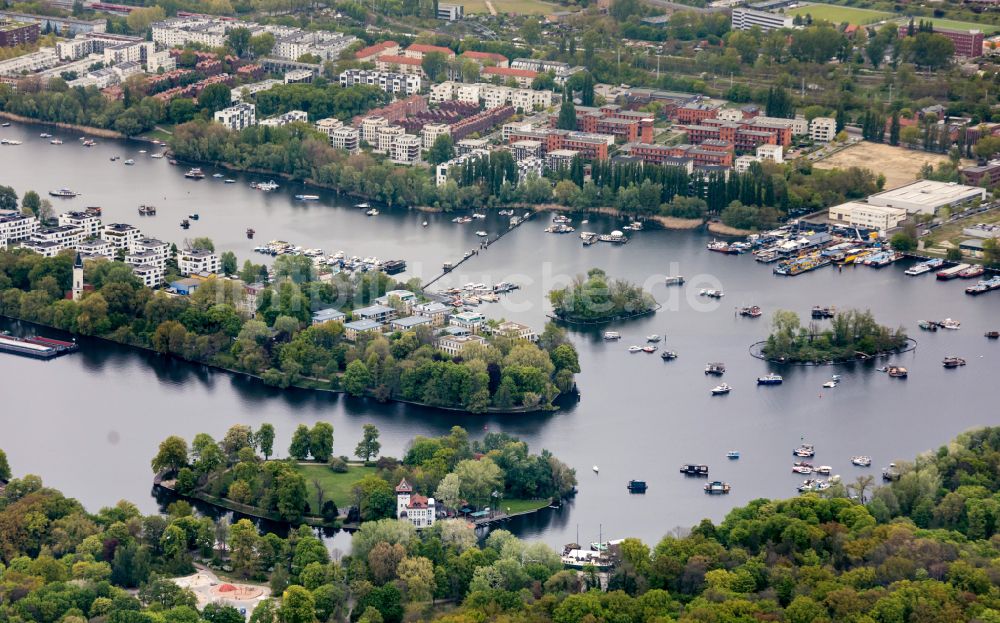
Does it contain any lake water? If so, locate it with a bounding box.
[2,121,999,551]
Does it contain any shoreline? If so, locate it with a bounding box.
[748,337,918,366]
[0,313,561,415]
[528,204,705,230]
[707,221,754,236]
[0,111,125,139]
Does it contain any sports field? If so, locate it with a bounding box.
[453,0,566,15]
[910,17,1000,34]
[788,3,891,26]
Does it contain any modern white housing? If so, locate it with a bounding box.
[339,69,421,95]
[376,125,405,154]
[0,211,39,245]
[215,103,257,131]
[437,3,464,20]
[231,79,281,102]
[731,8,794,32]
[259,110,308,127]
[58,211,102,239]
[437,334,487,356]
[436,149,490,186]
[395,479,436,529]
[421,123,450,150]
[178,248,221,276]
[756,143,784,163]
[360,116,389,147]
[102,223,142,251]
[431,81,552,110]
[809,117,837,142]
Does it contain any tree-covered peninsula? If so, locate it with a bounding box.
[5,426,1000,622]
[761,308,909,363]
[152,423,577,526]
[548,268,656,323]
[0,249,578,412]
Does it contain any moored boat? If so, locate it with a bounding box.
[942,356,966,368]
[757,373,783,385]
[739,305,762,318]
[710,383,731,395]
[626,480,647,493]
[680,464,709,476]
[888,366,908,378]
[184,168,205,179]
[793,444,815,457]
[940,318,961,330]
[851,456,872,467]
[660,350,678,360]
[705,362,725,375]
[603,331,621,341]
[727,451,740,459]
[704,480,731,494]
[48,188,78,198]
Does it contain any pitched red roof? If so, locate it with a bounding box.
[483,66,538,78]
[396,478,413,493]
[377,54,423,66]
[407,43,455,57]
[356,40,399,59]
[461,51,508,63]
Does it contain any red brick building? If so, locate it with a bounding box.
[897,25,983,57]
[674,100,723,124]
[0,19,39,48]
[507,128,611,160]
[622,141,734,167]
[355,40,399,62]
[573,105,654,143]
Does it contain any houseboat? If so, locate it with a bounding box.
[959,264,985,279]
[699,289,724,298]
[705,362,725,375]
[940,318,961,330]
[680,464,709,476]
[851,456,871,467]
[726,451,740,460]
[706,240,735,254]
[936,263,971,280]
[246,228,255,239]
[966,276,1000,295]
[882,463,901,481]
[757,373,783,385]
[0,334,78,359]
[545,223,575,234]
[887,366,908,378]
[942,356,966,368]
[599,230,628,244]
[603,331,621,341]
[792,462,813,474]
[626,480,647,493]
[49,188,78,198]
[739,305,762,318]
[664,275,685,286]
[811,306,835,319]
[986,331,999,339]
[381,259,406,275]
[704,481,731,494]
[918,320,937,331]
[138,205,156,215]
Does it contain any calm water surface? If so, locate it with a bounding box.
[1,122,999,551]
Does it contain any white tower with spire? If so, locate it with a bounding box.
[72,252,83,301]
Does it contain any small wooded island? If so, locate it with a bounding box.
[761,308,909,363]
[152,423,578,528]
[548,268,657,324]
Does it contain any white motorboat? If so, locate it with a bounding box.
[815,465,832,475]
[793,444,815,457]
[603,331,621,341]
[593,465,599,473]
[940,318,961,330]
[711,383,732,395]
[628,345,642,353]
[646,334,661,342]
[475,230,488,237]
[822,380,838,388]
[851,456,872,467]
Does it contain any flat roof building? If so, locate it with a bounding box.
[867,180,986,215]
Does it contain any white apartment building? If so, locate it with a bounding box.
[131,264,163,288]
[0,211,39,244]
[512,139,543,161]
[215,102,257,131]
[731,8,794,32]
[391,134,421,164]
[421,123,450,150]
[259,110,308,127]
[58,211,102,239]
[330,127,359,153]
[456,83,481,105]
[716,108,744,122]
[339,69,421,95]
[284,68,313,84]
[32,225,85,249]
[756,143,784,163]
[437,334,487,356]
[809,117,837,142]
[436,149,490,186]
[178,248,221,276]
[147,50,175,73]
[103,41,154,66]
[315,117,343,138]
[360,116,389,146]
[77,238,113,259]
[18,240,64,258]
[734,154,759,173]
[376,125,405,154]
[128,238,170,269]
[429,81,454,103]
[102,223,142,251]
[0,48,58,77]
[456,138,488,154]
[231,79,281,103]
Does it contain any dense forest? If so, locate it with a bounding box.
[3,426,1000,622]
[0,249,579,412]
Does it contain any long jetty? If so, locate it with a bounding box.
[421,211,534,291]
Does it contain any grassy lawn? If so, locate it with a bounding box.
[140,127,174,142]
[922,206,1000,250]
[788,3,891,25]
[910,17,1000,34]
[499,498,551,514]
[453,0,566,15]
[294,464,377,508]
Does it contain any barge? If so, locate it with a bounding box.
[0,334,78,359]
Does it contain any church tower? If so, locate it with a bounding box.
[72,252,83,301]
[395,478,412,518]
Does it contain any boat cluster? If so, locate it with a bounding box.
[436,282,519,308]
[252,241,405,274]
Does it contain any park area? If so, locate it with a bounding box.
[294,463,377,508]
[918,17,1000,34]
[813,141,958,189]
[788,3,891,25]
[452,0,567,15]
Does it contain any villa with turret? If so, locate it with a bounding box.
[395,478,436,529]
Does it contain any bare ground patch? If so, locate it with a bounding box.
[812,142,966,189]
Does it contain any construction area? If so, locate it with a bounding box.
[813,142,962,189]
